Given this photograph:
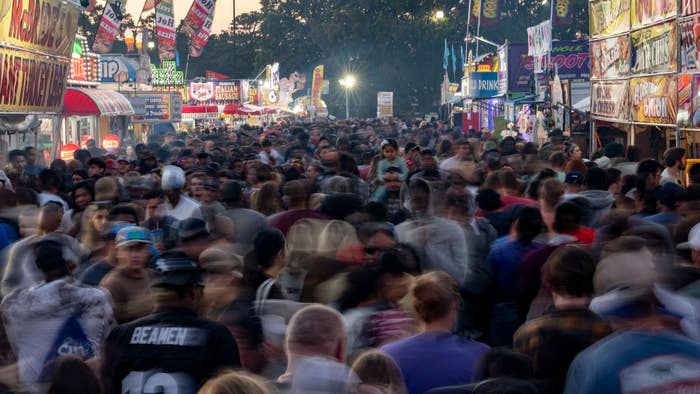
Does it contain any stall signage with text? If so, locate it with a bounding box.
[590,35,631,79]
[0,47,70,113]
[507,41,590,93]
[127,92,174,123]
[190,82,215,101]
[590,0,630,37]
[214,82,241,104]
[591,80,629,120]
[59,143,80,161]
[466,72,499,98]
[630,21,677,75]
[0,0,81,113]
[630,75,677,124]
[0,0,81,58]
[101,134,121,149]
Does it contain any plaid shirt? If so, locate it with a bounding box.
[513,307,612,389]
[514,307,611,356]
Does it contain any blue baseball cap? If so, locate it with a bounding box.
[115,226,152,248]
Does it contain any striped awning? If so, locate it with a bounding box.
[63,88,135,116]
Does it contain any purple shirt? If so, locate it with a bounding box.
[380,332,489,394]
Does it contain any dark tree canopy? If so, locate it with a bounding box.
[89,0,588,116]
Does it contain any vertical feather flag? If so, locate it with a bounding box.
[460,45,465,76]
[92,2,122,53]
[451,44,457,77]
[156,0,177,60]
[443,38,449,70]
[190,1,216,57]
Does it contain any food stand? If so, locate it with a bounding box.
[0,0,83,161]
[589,0,684,159]
[59,35,136,149]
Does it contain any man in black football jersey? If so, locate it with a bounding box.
[101,251,240,394]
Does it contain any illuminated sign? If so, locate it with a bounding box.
[151,61,184,87]
[69,36,100,85]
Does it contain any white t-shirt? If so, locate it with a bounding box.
[163,195,203,221]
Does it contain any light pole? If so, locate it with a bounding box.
[435,10,445,19]
[339,75,356,119]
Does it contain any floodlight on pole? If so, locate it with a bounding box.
[339,75,356,119]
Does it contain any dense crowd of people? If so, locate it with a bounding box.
[0,119,699,393]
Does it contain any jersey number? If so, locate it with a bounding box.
[122,370,196,394]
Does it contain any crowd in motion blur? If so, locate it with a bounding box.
[0,120,700,393]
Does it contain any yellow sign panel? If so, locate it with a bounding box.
[590,0,631,38]
[630,75,677,125]
[0,0,82,58]
[0,46,70,113]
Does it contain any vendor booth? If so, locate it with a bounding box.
[588,0,689,161]
[61,88,135,149]
[0,0,83,162]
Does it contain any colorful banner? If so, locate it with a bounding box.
[527,20,551,56]
[156,0,176,61]
[590,35,631,79]
[190,1,216,57]
[630,75,677,124]
[678,73,692,127]
[590,0,630,38]
[591,80,630,120]
[497,44,508,94]
[182,0,216,37]
[141,0,157,13]
[472,0,500,25]
[692,75,700,127]
[552,0,574,25]
[632,0,677,28]
[681,16,700,71]
[683,0,700,16]
[507,41,590,93]
[93,2,121,53]
[630,21,677,75]
[310,65,324,107]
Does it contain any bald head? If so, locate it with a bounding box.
[286,304,346,361]
[38,202,64,234]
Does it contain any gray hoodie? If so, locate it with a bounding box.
[578,190,615,227]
